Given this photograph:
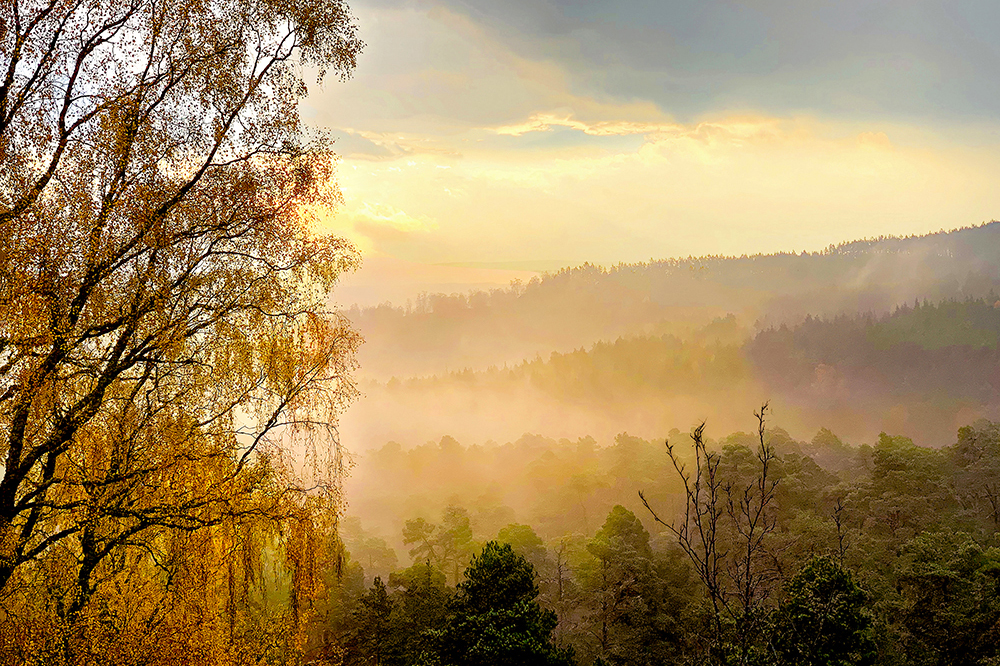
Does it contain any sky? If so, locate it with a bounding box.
[306,0,1000,305]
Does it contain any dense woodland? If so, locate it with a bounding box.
[332,232,1000,664]
[335,415,1000,665]
[349,295,1000,449]
[349,224,1000,380]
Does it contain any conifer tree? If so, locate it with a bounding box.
[440,541,574,666]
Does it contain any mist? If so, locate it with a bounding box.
[312,223,1000,664]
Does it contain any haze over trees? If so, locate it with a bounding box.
[336,414,1000,666]
[346,289,1000,452]
[348,223,1000,381]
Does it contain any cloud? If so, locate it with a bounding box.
[316,198,439,257]
[308,0,1000,143]
[351,202,438,234]
[333,130,400,160]
[320,110,1000,267]
[304,1,1000,273]
[305,3,673,139]
[418,0,1000,123]
[493,113,677,137]
[333,128,468,162]
[490,113,795,145]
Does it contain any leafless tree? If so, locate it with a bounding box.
[641,403,780,665]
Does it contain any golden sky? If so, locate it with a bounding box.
[306,0,1000,304]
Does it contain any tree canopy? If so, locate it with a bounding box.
[0,0,363,660]
[440,541,574,666]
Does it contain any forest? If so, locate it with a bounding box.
[3,0,1000,664]
[333,412,1000,666]
[347,291,1000,451]
[347,224,1000,381]
[334,242,1000,666]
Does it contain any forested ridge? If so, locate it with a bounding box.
[357,296,1000,446]
[351,223,1000,380]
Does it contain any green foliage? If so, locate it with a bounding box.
[847,434,959,543]
[590,506,652,559]
[517,334,749,399]
[579,506,692,666]
[338,417,1000,666]
[348,577,394,665]
[458,541,539,615]
[402,506,477,585]
[771,556,876,666]
[383,562,450,666]
[867,299,1000,351]
[441,507,477,585]
[404,518,441,564]
[893,532,1000,666]
[497,523,550,580]
[747,297,1000,443]
[440,542,574,666]
[341,516,400,585]
[952,421,1000,531]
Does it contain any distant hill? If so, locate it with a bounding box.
[342,296,1000,449]
[346,222,1000,381]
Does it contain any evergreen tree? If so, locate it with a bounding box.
[349,577,394,666]
[388,562,450,666]
[770,556,876,666]
[582,505,689,666]
[894,532,1000,666]
[440,542,574,666]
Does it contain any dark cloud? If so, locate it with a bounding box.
[416,0,1000,121]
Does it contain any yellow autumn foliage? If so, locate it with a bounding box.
[0,0,364,662]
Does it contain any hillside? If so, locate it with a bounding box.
[342,296,1000,449]
[347,222,1000,380]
